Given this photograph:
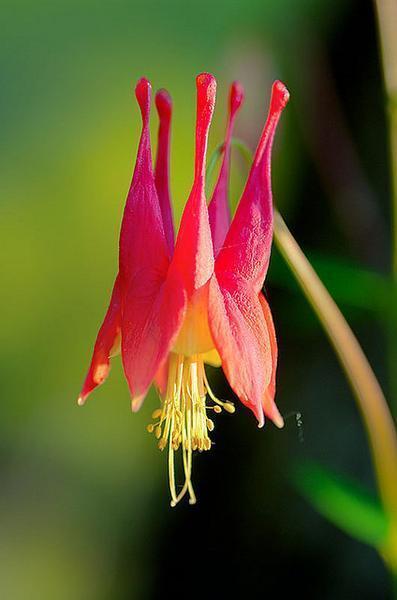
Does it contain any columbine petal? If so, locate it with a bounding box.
[169,73,216,298]
[155,88,175,255]
[154,356,169,395]
[208,81,244,257]
[118,78,169,283]
[202,348,222,367]
[259,292,284,428]
[214,81,289,291]
[78,275,121,405]
[209,275,271,427]
[209,81,289,426]
[120,78,186,408]
[123,268,186,411]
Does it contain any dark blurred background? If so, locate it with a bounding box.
[1,0,393,598]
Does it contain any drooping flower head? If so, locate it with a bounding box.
[78,73,289,505]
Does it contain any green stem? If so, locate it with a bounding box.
[273,212,397,572]
[374,0,397,421]
[374,0,397,280]
[207,139,397,571]
[206,139,252,184]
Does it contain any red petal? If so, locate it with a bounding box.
[259,293,283,428]
[208,81,244,256]
[154,355,169,395]
[119,78,169,285]
[215,81,289,292]
[155,89,175,255]
[208,274,272,427]
[78,275,121,405]
[170,73,216,297]
[122,268,186,410]
[120,78,186,407]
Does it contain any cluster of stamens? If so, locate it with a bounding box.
[146,353,235,506]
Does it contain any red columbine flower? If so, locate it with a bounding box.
[78,73,289,505]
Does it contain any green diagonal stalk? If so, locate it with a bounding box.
[374,0,397,280]
[374,0,397,428]
[208,138,397,570]
[273,211,397,570]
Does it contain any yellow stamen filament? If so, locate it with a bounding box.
[146,352,235,506]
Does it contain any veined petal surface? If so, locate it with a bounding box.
[120,78,186,406]
[210,81,289,425]
[208,81,244,257]
[155,88,175,256]
[170,73,216,298]
[215,81,289,291]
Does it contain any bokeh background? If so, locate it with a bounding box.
[1,0,395,597]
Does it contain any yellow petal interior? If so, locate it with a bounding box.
[172,283,215,356]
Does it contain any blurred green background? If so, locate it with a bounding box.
[1,0,394,597]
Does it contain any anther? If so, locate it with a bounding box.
[223,402,235,414]
[152,408,162,420]
[155,426,162,439]
[146,424,154,433]
[213,405,222,414]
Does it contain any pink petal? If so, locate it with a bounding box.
[215,81,289,292]
[122,268,186,410]
[154,355,169,395]
[155,88,175,256]
[208,81,244,257]
[208,274,272,427]
[120,78,186,407]
[169,73,216,297]
[78,275,121,405]
[259,293,283,428]
[118,78,169,285]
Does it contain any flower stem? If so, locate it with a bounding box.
[374,0,397,280]
[273,211,397,570]
[208,137,397,566]
[374,0,397,422]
